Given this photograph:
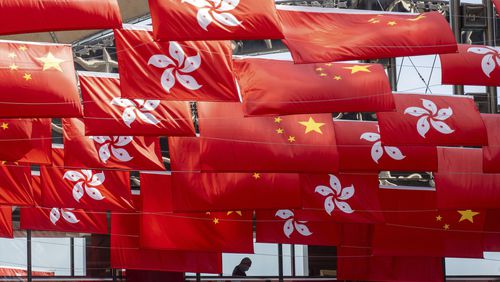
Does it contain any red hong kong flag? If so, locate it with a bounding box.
[377,93,487,146]
[441,44,500,87]
[197,102,339,172]
[0,40,82,117]
[0,164,33,206]
[482,114,500,173]
[0,0,121,35]
[140,172,254,253]
[111,196,223,274]
[115,25,239,101]
[0,207,13,238]
[235,59,394,116]
[255,209,340,246]
[148,0,283,41]
[63,118,165,171]
[334,120,438,172]
[40,148,135,212]
[277,6,457,64]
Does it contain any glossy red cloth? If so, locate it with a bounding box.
[0,207,13,238]
[482,114,500,172]
[0,164,33,206]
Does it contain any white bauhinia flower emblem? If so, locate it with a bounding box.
[360,129,405,163]
[110,98,160,128]
[182,0,242,31]
[275,210,312,239]
[467,46,500,78]
[404,99,454,138]
[63,170,105,202]
[148,42,202,94]
[315,174,355,215]
[50,208,80,225]
[90,136,134,164]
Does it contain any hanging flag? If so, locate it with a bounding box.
[111,196,223,274]
[0,164,33,206]
[63,118,165,171]
[435,147,500,209]
[40,148,135,211]
[372,187,485,258]
[140,172,254,253]
[441,44,500,86]
[79,72,196,136]
[255,209,340,246]
[0,0,121,35]
[0,40,82,117]
[0,207,13,238]
[300,173,384,224]
[197,102,339,172]
[147,0,283,41]
[276,6,457,64]
[482,114,500,173]
[494,0,500,16]
[235,58,394,116]
[483,209,500,252]
[334,120,438,171]
[114,25,239,101]
[377,93,487,146]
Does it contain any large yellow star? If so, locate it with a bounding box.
[0,123,8,130]
[37,52,65,72]
[458,210,480,223]
[299,117,325,134]
[343,65,372,74]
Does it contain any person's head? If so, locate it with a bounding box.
[239,257,252,271]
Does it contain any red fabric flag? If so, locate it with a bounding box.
[300,173,384,224]
[140,172,254,253]
[79,72,195,136]
[0,0,121,35]
[115,26,239,101]
[111,196,223,274]
[277,6,457,64]
[63,118,165,171]
[0,118,51,164]
[494,0,500,16]
[197,102,339,172]
[0,40,82,117]
[482,114,500,173]
[235,58,394,116]
[372,187,485,258]
[435,147,500,209]
[40,148,134,211]
[255,209,340,246]
[0,207,13,238]
[0,164,33,206]
[148,0,283,41]
[441,44,500,87]
[334,120,438,171]
[377,93,487,146]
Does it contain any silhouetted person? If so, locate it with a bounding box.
[232,257,252,276]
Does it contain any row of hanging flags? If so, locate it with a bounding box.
[1,0,500,279]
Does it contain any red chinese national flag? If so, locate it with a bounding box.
[334,120,438,172]
[79,72,195,136]
[197,102,338,172]
[115,26,239,101]
[0,207,13,238]
[255,209,340,246]
[40,148,134,211]
[300,173,384,224]
[63,118,165,171]
[277,6,457,64]
[0,0,121,35]
[377,93,487,146]
[148,0,283,41]
[435,147,500,209]
[0,40,82,117]
[0,164,33,206]
[111,196,223,274]
[372,187,485,258]
[441,44,500,87]
[235,58,394,116]
[482,114,500,173]
[140,172,254,253]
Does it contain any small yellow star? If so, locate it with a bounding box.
[23,73,32,81]
[343,65,372,74]
[37,52,65,72]
[333,75,342,81]
[324,63,333,67]
[18,46,28,51]
[7,53,16,58]
[252,173,261,180]
[288,136,296,143]
[387,21,397,26]
[276,128,284,134]
[458,209,480,223]
[205,211,211,215]
[443,224,450,230]
[319,73,327,77]
[9,64,18,70]
[274,117,282,124]
[213,218,219,224]
[436,215,442,222]
[408,14,426,21]
[0,123,8,130]
[227,211,243,216]
[315,67,324,71]
[299,117,326,134]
